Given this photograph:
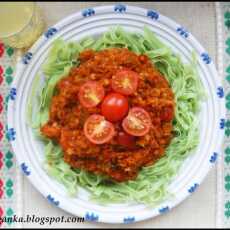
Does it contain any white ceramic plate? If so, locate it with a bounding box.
[7,4,225,224]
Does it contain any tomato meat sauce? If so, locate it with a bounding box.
[41,48,175,182]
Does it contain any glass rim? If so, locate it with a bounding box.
[0,2,36,39]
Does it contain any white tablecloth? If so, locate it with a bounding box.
[22,2,217,228]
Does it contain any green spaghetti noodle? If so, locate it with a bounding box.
[27,26,204,206]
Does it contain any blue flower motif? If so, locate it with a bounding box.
[217,86,224,98]
[188,183,199,193]
[22,52,32,65]
[123,216,135,224]
[44,27,58,39]
[85,212,99,222]
[147,10,159,20]
[47,194,59,206]
[220,118,225,129]
[201,52,211,64]
[114,4,126,13]
[20,162,31,176]
[176,27,189,38]
[209,152,218,163]
[6,128,16,141]
[82,8,95,17]
[9,87,16,100]
[159,206,170,214]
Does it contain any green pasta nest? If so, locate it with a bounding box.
[27,26,204,206]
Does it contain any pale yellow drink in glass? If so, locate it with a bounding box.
[0,2,45,48]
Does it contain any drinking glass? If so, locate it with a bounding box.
[0,2,45,49]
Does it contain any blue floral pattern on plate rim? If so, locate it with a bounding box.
[22,52,33,65]
[82,8,95,17]
[188,183,199,193]
[85,212,99,222]
[9,87,17,101]
[114,4,126,13]
[176,27,189,38]
[47,194,60,206]
[20,162,31,176]
[44,27,58,39]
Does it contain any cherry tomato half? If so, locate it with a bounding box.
[101,93,129,122]
[122,107,152,136]
[78,81,105,108]
[117,131,136,149]
[84,114,115,144]
[111,69,139,95]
